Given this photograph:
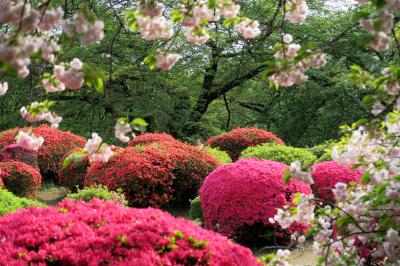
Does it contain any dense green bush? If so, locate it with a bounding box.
[66,185,128,206]
[189,196,203,223]
[203,147,232,164]
[0,189,45,216]
[240,144,317,166]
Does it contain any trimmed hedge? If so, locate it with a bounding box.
[0,161,42,199]
[0,189,45,216]
[0,199,261,265]
[189,196,203,223]
[57,148,90,190]
[0,144,39,170]
[0,125,85,179]
[205,128,285,161]
[67,185,128,206]
[241,144,317,166]
[203,147,232,164]
[199,159,312,245]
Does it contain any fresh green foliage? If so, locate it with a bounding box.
[241,144,317,166]
[66,185,128,206]
[0,189,45,216]
[189,196,203,223]
[203,147,232,164]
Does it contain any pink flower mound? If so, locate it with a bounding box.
[0,199,261,266]
[199,159,312,242]
[204,128,285,161]
[128,132,178,147]
[312,161,362,201]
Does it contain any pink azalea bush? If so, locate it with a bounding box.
[0,144,39,170]
[0,199,261,265]
[128,132,178,147]
[311,161,362,201]
[199,159,312,244]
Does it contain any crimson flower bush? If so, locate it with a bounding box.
[128,132,178,147]
[199,159,311,245]
[0,161,42,199]
[204,128,285,161]
[0,125,86,179]
[57,148,90,190]
[84,146,175,207]
[0,144,39,170]
[0,199,261,265]
[311,161,362,201]
[147,141,221,204]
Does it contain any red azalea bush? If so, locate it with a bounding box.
[0,125,86,179]
[58,146,124,190]
[199,159,312,245]
[57,148,90,190]
[312,161,362,201]
[204,128,285,161]
[148,141,221,204]
[128,132,178,147]
[0,161,42,199]
[0,199,261,266]
[84,146,175,207]
[0,144,39,170]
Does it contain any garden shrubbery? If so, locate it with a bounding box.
[57,148,90,190]
[0,144,39,170]
[241,144,317,166]
[85,146,175,207]
[128,132,178,147]
[0,161,42,199]
[148,141,221,204]
[0,189,45,216]
[66,185,127,206]
[189,196,203,223]
[0,125,85,179]
[0,199,261,265]
[205,128,285,161]
[312,161,361,201]
[203,146,232,164]
[199,159,312,245]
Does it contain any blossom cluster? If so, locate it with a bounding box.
[84,133,113,163]
[268,34,327,87]
[199,159,312,242]
[63,11,105,45]
[0,199,261,265]
[20,102,62,129]
[285,0,309,23]
[356,0,400,51]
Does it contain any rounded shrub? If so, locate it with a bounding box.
[0,144,39,170]
[204,127,285,161]
[241,144,317,166]
[0,199,261,265]
[189,196,203,223]
[0,161,42,199]
[67,185,128,206]
[57,149,90,190]
[203,146,232,164]
[84,146,175,207]
[0,189,45,216]
[0,125,86,179]
[128,132,178,147]
[199,159,312,245]
[312,161,362,201]
[147,141,221,204]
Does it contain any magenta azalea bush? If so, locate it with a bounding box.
[199,159,312,244]
[312,161,362,201]
[0,199,261,266]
